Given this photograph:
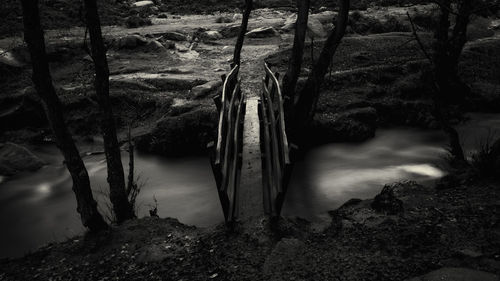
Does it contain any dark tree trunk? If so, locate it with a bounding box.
[20,0,108,232]
[433,0,471,103]
[232,0,253,67]
[82,0,134,223]
[288,0,350,143]
[282,0,310,117]
[431,0,473,164]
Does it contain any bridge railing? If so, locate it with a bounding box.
[209,65,245,223]
[259,63,292,216]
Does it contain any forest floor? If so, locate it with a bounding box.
[1,173,499,281]
[1,1,500,280]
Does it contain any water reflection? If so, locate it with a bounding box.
[0,149,221,258]
[282,128,449,221]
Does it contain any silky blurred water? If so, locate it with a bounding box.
[0,113,498,258]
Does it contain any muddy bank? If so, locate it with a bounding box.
[1,168,499,280]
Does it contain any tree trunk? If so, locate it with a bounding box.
[282,0,310,117]
[288,0,350,143]
[82,0,134,223]
[20,0,108,232]
[433,0,471,103]
[232,0,253,67]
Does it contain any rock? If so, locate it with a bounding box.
[162,32,188,41]
[491,19,500,30]
[142,40,165,52]
[371,184,404,215]
[136,108,218,156]
[158,4,169,12]
[307,17,327,38]
[457,248,483,258]
[406,267,499,281]
[116,34,149,49]
[232,13,242,21]
[310,11,336,24]
[0,143,45,176]
[0,49,26,68]
[281,14,296,31]
[311,107,378,144]
[132,1,154,8]
[125,15,152,28]
[162,40,176,49]
[157,13,168,19]
[343,107,378,127]
[190,80,222,98]
[200,30,222,41]
[215,15,233,23]
[246,27,279,38]
[176,44,189,52]
[169,98,197,116]
[467,17,495,41]
[219,25,240,38]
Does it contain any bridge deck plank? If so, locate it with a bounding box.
[237,96,264,220]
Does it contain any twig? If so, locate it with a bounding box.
[82,27,93,60]
[406,12,433,64]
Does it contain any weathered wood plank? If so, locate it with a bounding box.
[238,96,265,219]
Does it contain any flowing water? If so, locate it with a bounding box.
[0,113,499,258]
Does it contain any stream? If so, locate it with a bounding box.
[0,113,499,258]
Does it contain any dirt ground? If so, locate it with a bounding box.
[1,172,499,281]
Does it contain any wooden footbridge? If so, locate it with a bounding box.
[208,63,292,224]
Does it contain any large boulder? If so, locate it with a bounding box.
[0,49,26,68]
[310,11,336,24]
[307,17,327,38]
[467,17,495,41]
[116,34,149,49]
[310,107,378,144]
[161,32,188,42]
[219,25,241,38]
[215,15,233,23]
[136,108,217,156]
[281,14,297,31]
[200,30,223,41]
[0,143,45,176]
[371,184,404,215]
[246,27,279,38]
[132,1,154,8]
[141,40,166,52]
[190,80,222,99]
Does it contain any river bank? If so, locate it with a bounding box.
[1,168,499,280]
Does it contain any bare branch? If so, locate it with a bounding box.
[406,12,433,64]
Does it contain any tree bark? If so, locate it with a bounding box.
[288,0,350,143]
[20,0,108,232]
[232,0,253,67]
[433,0,471,102]
[82,0,134,223]
[282,0,310,117]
